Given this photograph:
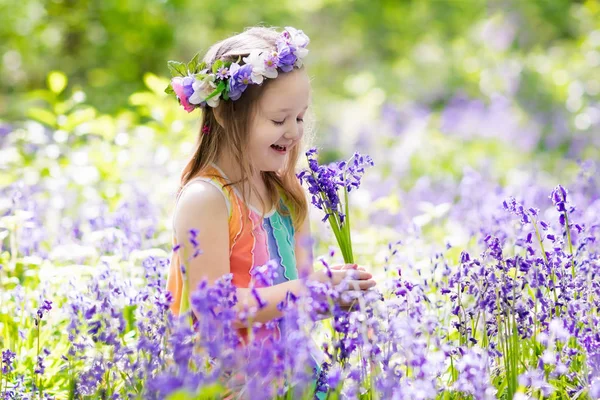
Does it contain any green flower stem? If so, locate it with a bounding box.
[563,212,576,280]
[308,167,355,265]
[343,184,354,264]
[529,213,560,317]
[37,318,42,399]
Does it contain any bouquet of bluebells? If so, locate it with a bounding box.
[298,148,374,264]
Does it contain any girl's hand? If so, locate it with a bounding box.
[330,264,367,273]
[330,264,375,311]
[308,266,376,291]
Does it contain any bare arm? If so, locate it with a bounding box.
[174,182,311,326]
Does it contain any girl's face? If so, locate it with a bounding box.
[248,68,311,173]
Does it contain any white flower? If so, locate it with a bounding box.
[243,50,268,84]
[548,318,571,341]
[285,26,310,49]
[294,47,309,68]
[541,350,556,365]
[284,27,310,68]
[189,73,220,108]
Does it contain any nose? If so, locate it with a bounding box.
[283,121,303,141]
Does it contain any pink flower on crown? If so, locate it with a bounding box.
[263,51,280,77]
[171,76,195,113]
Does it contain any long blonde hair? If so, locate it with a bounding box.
[178,27,309,229]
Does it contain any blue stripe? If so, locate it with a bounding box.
[268,211,298,281]
[263,217,288,285]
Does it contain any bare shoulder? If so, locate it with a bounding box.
[173,180,229,234]
[173,180,231,288]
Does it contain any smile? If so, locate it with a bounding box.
[270,144,288,154]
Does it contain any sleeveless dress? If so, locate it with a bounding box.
[166,163,299,341]
[166,163,326,398]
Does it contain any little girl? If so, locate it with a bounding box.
[166,26,375,345]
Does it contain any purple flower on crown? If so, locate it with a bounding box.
[285,26,309,66]
[264,51,279,68]
[228,63,254,101]
[216,67,230,80]
[276,41,297,73]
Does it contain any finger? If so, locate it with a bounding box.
[341,264,358,270]
[349,270,372,280]
[333,270,372,283]
[347,279,376,290]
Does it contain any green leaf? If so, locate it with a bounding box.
[63,107,97,132]
[167,60,188,77]
[187,52,201,74]
[212,59,224,74]
[204,81,226,101]
[123,304,137,333]
[47,71,67,94]
[26,107,56,127]
[164,84,175,95]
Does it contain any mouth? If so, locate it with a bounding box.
[270,144,288,154]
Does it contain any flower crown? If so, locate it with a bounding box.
[165,27,309,112]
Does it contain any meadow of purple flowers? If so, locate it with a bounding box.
[2,100,600,399]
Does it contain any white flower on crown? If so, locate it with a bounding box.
[285,26,310,67]
[243,50,278,84]
[189,72,220,108]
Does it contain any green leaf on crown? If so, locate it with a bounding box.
[167,60,188,77]
[187,52,202,74]
[204,81,226,101]
[164,84,175,95]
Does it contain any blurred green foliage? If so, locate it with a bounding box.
[1,0,599,205]
[1,0,597,117]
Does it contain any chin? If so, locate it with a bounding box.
[260,161,286,173]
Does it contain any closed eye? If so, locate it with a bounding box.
[272,118,304,126]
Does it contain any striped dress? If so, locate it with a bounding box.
[166,163,298,341]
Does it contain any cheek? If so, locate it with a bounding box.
[296,124,305,141]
